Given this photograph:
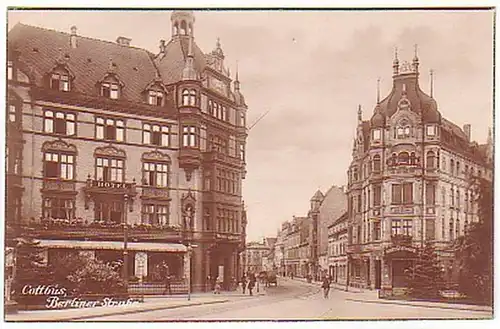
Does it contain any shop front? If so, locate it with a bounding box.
[379,245,418,297]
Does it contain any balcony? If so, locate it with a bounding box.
[390,234,413,246]
[42,178,76,193]
[141,186,170,200]
[19,219,183,242]
[203,150,242,167]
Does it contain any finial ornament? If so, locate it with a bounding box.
[430,69,434,97]
[395,46,398,61]
[357,104,362,121]
[377,77,381,104]
[235,60,239,81]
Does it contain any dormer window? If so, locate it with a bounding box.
[148,90,164,106]
[101,82,119,99]
[50,72,70,92]
[372,129,381,141]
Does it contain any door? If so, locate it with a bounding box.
[375,260,381,289]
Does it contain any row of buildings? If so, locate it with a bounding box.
[6,11,249,292]
[265,50,493,296]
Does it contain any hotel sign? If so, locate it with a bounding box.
[90,180,132,189]
[384,245,417,255]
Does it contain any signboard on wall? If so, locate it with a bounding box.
[135,252,148,278]
[218,265,224,280]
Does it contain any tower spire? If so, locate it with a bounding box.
[357,104,362,122]
[412,44,419,72]
[182,34,197,80]
[430,69,434,97]
[234,60,240,91]
[392,46,399,75]
[377,77,381,104]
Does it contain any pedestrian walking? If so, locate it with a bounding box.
[214,276,222,294]
[322,276,331,299]
[248,273,256,296]
[241,275,247,294]
[163,273,172,295]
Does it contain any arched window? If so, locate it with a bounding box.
[426,151,436,169]
[180,20,187,35]
[189,89,197,106]
[373,154,381,172]
[398,152,410,165]
[450,159,455,175]
[182,89,190,106]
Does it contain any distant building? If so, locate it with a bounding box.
[241,239,273,274]
[345,50,493,295]
[327,211,348,284]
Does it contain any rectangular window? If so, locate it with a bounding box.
[148,90,164,106]
[426,219,435,241]
[391,219,401,236]
[425,182,436,205]
[44,110,76,135]
[392,183,413,204]
[373,221,381,240]
[44,152,74,180]
[373,184,382,206]
[402,219,412,236]
[7,61,13,80]
[239,112,245,127]
[182,126,197,147]
[96,157,124,182]
[96,117,124,141]
[142,204,169,225]
[43,197,75,219]
[50,73,70,92]
[8,104,16,123]
[143,124,170,147]
[101,82,119,99]
[372,129,381,140]
[143,162,168,187]
[426,125,436,136]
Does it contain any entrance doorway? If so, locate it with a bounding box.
[392,259,413,288]
[374,260,381,289]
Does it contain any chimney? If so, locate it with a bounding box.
[70,26,77,49]
[463,124,471,141]
[116,36,132,46]
[159,39,166,54]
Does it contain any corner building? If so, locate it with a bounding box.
[345,50,492,295]
[6,10,248,292]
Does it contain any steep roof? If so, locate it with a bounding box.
[154,36,207,85]
[8,23,162,104]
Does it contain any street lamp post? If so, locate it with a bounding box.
[186,243,198,301]
[123,193,129,294]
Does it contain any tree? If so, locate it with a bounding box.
[405,243,444,299]
[66,255,125,295]
[12,237,53,297]
[453,176,493,305]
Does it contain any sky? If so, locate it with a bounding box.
[7,9,494,242]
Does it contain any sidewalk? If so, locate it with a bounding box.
[284,276,492,313]
[5,290,266,322]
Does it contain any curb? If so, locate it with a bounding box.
[6,299,230,322]
[345,298,493,313]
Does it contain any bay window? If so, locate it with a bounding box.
[182,125,197,147]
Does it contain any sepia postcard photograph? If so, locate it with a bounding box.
[1,3,496,325]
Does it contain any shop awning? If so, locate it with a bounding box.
[38,240,187,253]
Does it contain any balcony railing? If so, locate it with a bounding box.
[19,219,183,241]
[391,234,413,246]
[42,178,76,192]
